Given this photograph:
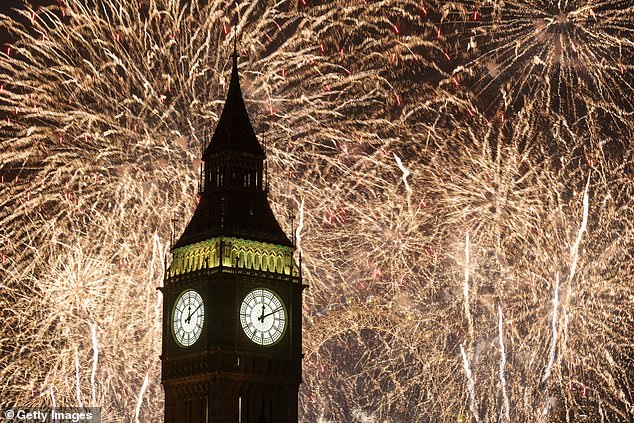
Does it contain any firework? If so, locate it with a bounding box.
[428,0,634,120]
[0,0,632,422]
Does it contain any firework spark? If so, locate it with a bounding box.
[433,0,634,120]
[0,0,632,422]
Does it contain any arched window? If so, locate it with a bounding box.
[246,251,253,269]
[262,254,269,272]
[285,255,291,275]
[224,245,231,266]
[254,253,261,270]
[277,256,283,274]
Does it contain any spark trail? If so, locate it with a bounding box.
[0,0,632,422]
[498,305,510,423]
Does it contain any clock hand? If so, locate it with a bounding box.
[258,304,266,323]
[260,307,283,320]
[185,303,202,324]
[185,305,191,324]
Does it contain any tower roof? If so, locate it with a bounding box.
[173,190,292,248]
[203,49,264,158]
[173,49,292,249]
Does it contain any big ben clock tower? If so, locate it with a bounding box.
[161,47,304,423]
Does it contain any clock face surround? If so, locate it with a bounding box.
[240,288,286,346]
[172,289,204,347]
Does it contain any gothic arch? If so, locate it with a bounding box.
[277,255,283,274]
[254,252,261,270]
[246,249,253,269]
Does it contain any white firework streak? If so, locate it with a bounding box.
[394,153,412,195]
[50,385,56,409]
[149,233,162,288]
[460,344,480,423]
[295,197,305,254]
[135,371,150,423]
[152,233,165,321]
[560,175,591,377]
[569,174,591,284]
[498,305,510,423]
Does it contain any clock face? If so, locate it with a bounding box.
[240,288,286,346]
[172,289,204,347]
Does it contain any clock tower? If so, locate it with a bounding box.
[161,48,304,423]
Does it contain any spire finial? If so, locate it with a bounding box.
[231,26,238,68]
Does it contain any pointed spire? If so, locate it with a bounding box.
[173,45,292,249]
[231,26,239,80]
[232,27,238,59]
[202,30,264,158]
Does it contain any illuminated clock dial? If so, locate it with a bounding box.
[240,288,286,346]
[172,289,204,347]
